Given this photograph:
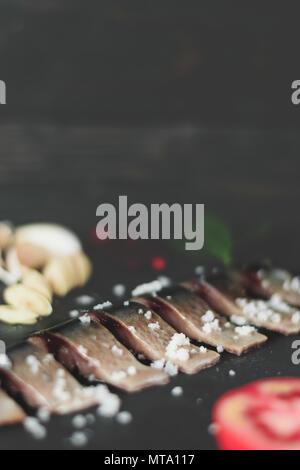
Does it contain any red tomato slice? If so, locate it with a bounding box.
[213,378,300,450]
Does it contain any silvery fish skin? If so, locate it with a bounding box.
[0,389,25,426]
[34,316,169,392]
[0,342,98,414]
[137,286,267,355]
[237,267,300,308]
[97,301,220,374]
[184,277,300,335]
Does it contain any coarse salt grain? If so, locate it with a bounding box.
[72,414,87,429]
[76,295,94,306]
[127,366,136,376]
[123,300,130,306]
[69,309,80,318]
[229,369,236,377]
[78,345,88,355]
[26,355,40,374]
[0,353,11,369]
[235,325,256,336]
[292,312,300,324]
[148,321,160,330]
[216,345,224,353]
[36,408,50,423]
[94,301,112,311]
[144,310,152,320]
[230,315,247,326]
[111,371,127,382]
[202,310,215,323]
[112,284,126,297]
[199,346,207,353]
[151,358,165,370]
[164,361,178,376]
[23,417,46,440]
[112,345,123,356]
[79,314,91,324]
[171,386,183,397]
[131,280,163,297]
[116,411,132,425]
[69,431,88,447]
[128,326,136,333]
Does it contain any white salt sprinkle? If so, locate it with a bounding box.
[148,321,160,330]
[217,345,224,353]
[79,314,91,325]
[202,310,215,323]
[69,309,80,318]
[171,386,183,397]
[78,345,88,355]
[123,300,130,306]
[94,301,112,311]
[112,284,126,297]
[116,411,132,425]
[164,361,178,376]
[144,310,152,320]
[151,358,165,370]
[76,295,95,306]
[112,345,123,356]
[72,414,87,429]
[23,417,46,440]
[127,366,137,376]
[199,346,207,354]
[36,408,50,423]
[69,431,88,447]
[128,326,136,333]
[229,369,236,377]
[26,355,40,374]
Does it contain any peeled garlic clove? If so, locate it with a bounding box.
[43,257,74,296]
[0,305,38,325]
[21,266,52,301]
[72,252,92,286]
[0,222,14,249]
[16,242,49,269]
[15,224,82,268]
[3,284,52,316]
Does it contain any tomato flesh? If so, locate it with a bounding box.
[213,378,300,450]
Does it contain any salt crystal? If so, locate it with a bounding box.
[69,431,88,447]
[112,284,126,297]
[79,314,91,324]
[116,411,132,424]
[23,417,46,440]
[148,322,160,330]
[216,345,224,353]
[72,414,87,429]
[144,310,152,320]
[171,386,183,397]
[229,369,236,376]
[112,345,123,356]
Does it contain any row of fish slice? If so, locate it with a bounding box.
[1,265,300,428]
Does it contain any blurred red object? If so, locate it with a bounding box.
[152,256,166,270]
[213,377,300,450]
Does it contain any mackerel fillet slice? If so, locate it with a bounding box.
[183,279,300,335]
[237,267,300,308]
[0,389,25,426]
[96,302,220,374]
[0,342,99,414]
[34,316,169,392]
[137,286,267,355]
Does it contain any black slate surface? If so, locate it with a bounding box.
[0,0,300,451]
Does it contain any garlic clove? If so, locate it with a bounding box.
[0,222,14,249]
[21,266,53,301]
[72,252,92,286]
[3,284,53,316]
[0,305,38,325]
[15,223,82,268]
[43,257,74,297]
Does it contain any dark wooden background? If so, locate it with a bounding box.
[0,0,300,450]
